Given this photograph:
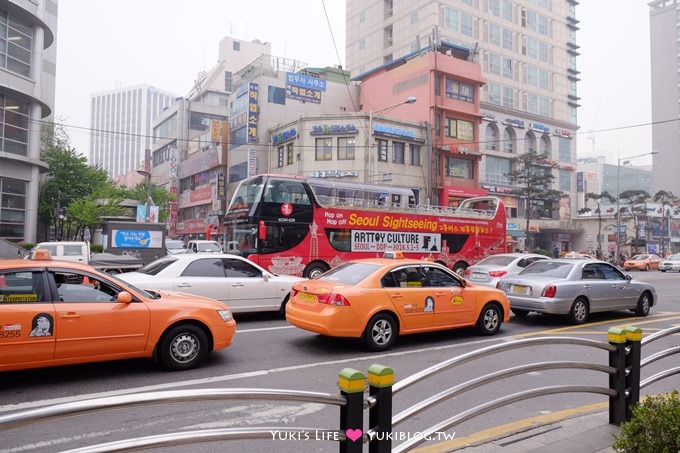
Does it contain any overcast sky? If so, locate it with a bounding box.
[54,0,653,165]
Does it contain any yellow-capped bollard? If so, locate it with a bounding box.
[623,325,642,420]
[368,364,394,453]
[338,368,365,453]
[608,327,627,425]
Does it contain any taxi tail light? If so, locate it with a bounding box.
[317,292,351,306]
[542,285,557,298]
[488,270,507,278]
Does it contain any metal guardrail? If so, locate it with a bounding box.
[1,325,679,452]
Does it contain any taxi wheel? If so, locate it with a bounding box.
[477,304,502,336]
[158,324,209,371]
[568,298,589,324]
[363,313,397,351]
[635,292,652,316]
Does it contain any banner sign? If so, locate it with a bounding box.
[351,229,442,253]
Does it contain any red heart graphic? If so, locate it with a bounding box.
[345,428,362,442]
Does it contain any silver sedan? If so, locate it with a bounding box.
[497,259,657,324]
[658,254,680,272]
[464,252,548,287]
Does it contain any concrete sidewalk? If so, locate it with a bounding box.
[413,402,620,453]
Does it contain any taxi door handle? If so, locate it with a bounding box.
[391,293,404,299]
[231,283,244,287]
[177,283,192,287]
[60,313,81,319]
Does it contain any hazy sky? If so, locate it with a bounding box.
[54,0,653,165]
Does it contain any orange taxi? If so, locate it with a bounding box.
[286,252,510,351]
[623,253,663,271]
[0,250,236,372]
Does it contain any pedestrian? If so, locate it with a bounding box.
[553,246,560,258]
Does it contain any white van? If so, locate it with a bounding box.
[33,241,91,263]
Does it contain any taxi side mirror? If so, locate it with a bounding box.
[117,291,133,303]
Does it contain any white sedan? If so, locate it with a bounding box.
[117,254,305,314]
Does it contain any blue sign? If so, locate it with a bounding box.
[286,72,327,92]
[311,124,358,135]
[373,123,415,139]
[114,230,152,248]
[271,128,297,145]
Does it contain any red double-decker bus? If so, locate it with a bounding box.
[224,174,507,278]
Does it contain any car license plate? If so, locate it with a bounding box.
[297,292,317,303]
[510,284,531,295]
[470,273,487,281]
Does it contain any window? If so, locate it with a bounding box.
[489,0,500,16]
[182,258,226,277]
[502,0,513,21]
[489,23,500,46]
[409,144,420,166]
[315,138,332,161]
[502,86,513,108]
[527,66,538,86]
[233,41,240,51]
[1,95,30,156]
[485,156,511,185]
[446,78,474,102]
[277,146,284,168]
[461,13,473,36]
[0,10,33,78]
[224,71,233,92]
[445,117,457,137]
[502,57,513,79]
[559,168,571,191]
[527,93,538,114]
[445,157,472,178]
[488,83,501,105]
[392,142,405,164]
[445,8,459,30]
[0,270,43,303]
[488,53,500,75]
[52,272,120,303]
[337,137,355,160]
[286,143,294,165]
[539,42,549,63]
[502,127,515,153]
[526,37,538,59]
[224,258,260,278]
[524,131,536,153]
[558,137,571,162]
[0,177,26,240]
[485,124,499,151]
[540,135,551,155]
[502,28,513,50]
[539,68,549,89]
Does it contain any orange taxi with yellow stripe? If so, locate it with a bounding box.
[0,249,236,372]
[286,251,510,351]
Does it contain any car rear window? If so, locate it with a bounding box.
[138,257,178,275]
[319,263,382,285]
[518,261,574,278]
[475,255,516,266]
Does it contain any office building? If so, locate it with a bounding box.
[90,84,178,180]
[0,0,57,243]
[649,0,680,195]
[346,0,580,251]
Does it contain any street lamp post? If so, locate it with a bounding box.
[615,150,659,264]
[137,170,153,223]
[367,96,417,184]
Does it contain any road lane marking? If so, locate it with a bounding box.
[0,336,506,413]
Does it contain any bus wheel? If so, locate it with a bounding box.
[305,262,329,279]
[453,262,467,276]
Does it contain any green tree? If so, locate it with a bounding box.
[506,150,564,249]
[619,189,650,254]
[578,191,616,258]
[38,123,120,240]
[653,190,678,255]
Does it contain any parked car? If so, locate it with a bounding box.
[623,253,662,271]
[185,240,222,253]
[165,239,186,255]
[658,253,680,272]
[464,253,548,287]
[497,258,656,324]
[117,253,304,314]
[286,252,510,351]
[0,250,236,372]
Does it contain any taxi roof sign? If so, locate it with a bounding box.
[31,249,52,260]
[383,250,404,259]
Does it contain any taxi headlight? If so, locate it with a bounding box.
[217,309,233,322]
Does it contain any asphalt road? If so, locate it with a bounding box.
[1,271,679,453]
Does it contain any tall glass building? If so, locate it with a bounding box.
[0,0,57,243]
